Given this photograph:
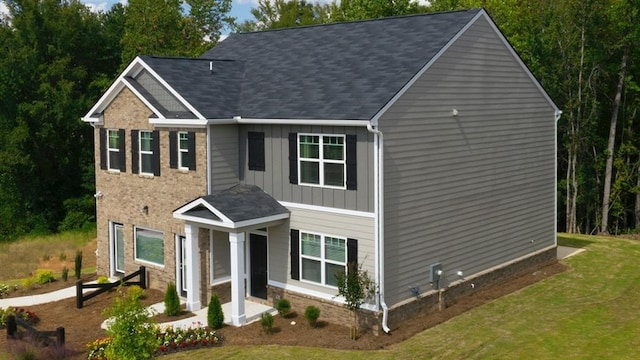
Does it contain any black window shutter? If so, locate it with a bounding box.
[152,130,160,176]
[347,238,358,266]
[289,132,298,184]
[118,129,126,172]
[188,131,196,170]
[99,128,107,170]
[290,229,300,280]
[131,130,139,174]
[169,131,177,169]
[248,131,265,171]
[346,134,357,190]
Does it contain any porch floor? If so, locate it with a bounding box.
[155,299,277,329]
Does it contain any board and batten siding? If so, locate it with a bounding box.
[380,17,557,306]
[268,207,375,297]
[240,124,375,213]
[209,124,240,191]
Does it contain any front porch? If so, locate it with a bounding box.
[153,299,278,329]
[173,184,290,326]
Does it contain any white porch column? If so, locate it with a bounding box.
[184,223,201,311]
[229,231,246,325]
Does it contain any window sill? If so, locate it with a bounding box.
[137,173,155,179]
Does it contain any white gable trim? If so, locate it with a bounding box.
[81,56,206,125]
[370,9,559,126]
[173,197,233,224]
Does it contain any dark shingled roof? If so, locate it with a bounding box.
[141,9,481,121]
[195,184,289,223]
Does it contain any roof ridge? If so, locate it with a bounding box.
[231,8,481,36]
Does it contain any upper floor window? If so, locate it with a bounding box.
[99,128,125,172]
[289,133,356,190]
[248,131,265,171]
[139,131,154,174]
[169,131,196,171]
[131,130,160,176]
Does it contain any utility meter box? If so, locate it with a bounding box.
[429,263,443,283]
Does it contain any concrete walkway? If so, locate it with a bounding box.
[0,284,275,330]
[557,245,585,259]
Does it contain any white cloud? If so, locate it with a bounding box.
[0,1,8,17]
[83,1,110,13]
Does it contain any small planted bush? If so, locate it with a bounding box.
[260,312,274,334]
[74,250,83,280]
[97,276,110,284]
[304,305,320,328]
[21,277,37,290]
[276,298,291,318]
[0,284,9,298]
[208,293,224,329]
[164,282,181,316]
[127,285,145,301]
[61,267,69,282]
[35,269,55,284]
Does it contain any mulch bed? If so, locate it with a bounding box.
[0,262,567,359]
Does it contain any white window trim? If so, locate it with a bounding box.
[178,131,189,170]
[107,129,120,171]
[112,222,125,275]
[134,226,165,267]
[139,130,154,176]
[298,133,346,190]
[299,230,346,288]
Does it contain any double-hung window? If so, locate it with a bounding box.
[100,128,125,172]
[299,134,346,188]
[107,130,121,171]
[300,231,346,287]
[139,131,154,174]
[169,131,196,171]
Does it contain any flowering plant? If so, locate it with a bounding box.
[0,283,9,298]
[0,307,39,328]
[86,322,222,359]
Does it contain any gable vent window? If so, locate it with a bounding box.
[99,128,126,172]
[289,133,356,190]
[248,131,265,171]
[132,130,160,176]
[169,131,196,170]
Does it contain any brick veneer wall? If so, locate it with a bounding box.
[266,247,556,335]
[94,88,208,293]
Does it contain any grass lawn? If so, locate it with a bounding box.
[165,233,640,359]
[0,228,96,282]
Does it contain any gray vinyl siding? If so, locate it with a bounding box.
[135,71,189,112]
[268,207,375,297]
[240,124,374,212]
[380,17,556,306]
[211,230,230,280]
[209,124,240,191]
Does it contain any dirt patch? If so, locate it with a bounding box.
[0,262,567,359]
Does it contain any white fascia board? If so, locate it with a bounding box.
[139,60,207,121]
[279,201,375,219]
[149,118,209,127]
[231,213,290,229]
[205,117,371,126]
[174,198,233,224]
[480,11,560,113]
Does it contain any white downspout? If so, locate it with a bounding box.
[367,123,391,334]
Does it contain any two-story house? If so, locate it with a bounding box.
[82,9,560,333]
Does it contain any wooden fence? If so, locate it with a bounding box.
[5,314,65,347]
[76,265,147,309]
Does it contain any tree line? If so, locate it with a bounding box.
[0,0,637,241]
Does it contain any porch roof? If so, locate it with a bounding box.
[173,184,289,230]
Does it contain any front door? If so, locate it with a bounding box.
[249,234,268,299]
[177,236,187,297]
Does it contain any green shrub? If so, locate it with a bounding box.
[127,285,145,301]
[97,276,110,284]
[304,305,320,328]
[59,252,67,261]
[103,289,157,360]
[208,293,224,329]
[260,312,274,334]
[0,283,9,298]
[276,298,291,317]
[42,254,50,261]
[21,277,37,290]
[164,282,181,316]
[35,269,55,284]
[61,267,69,282]
[74,250,83,280]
